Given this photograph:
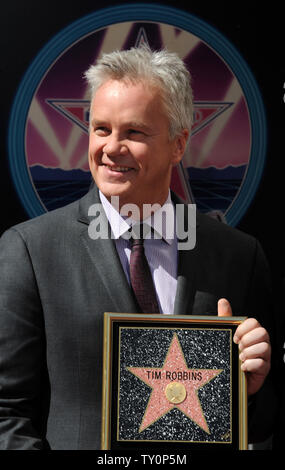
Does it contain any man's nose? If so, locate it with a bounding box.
[103,134,128,156]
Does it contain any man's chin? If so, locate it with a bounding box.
[97,183,134,205]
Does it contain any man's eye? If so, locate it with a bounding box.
[128,129,144,136]
[94,127,109,135]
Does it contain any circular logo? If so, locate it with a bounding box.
[165,382,187,404]
[8,4,267,226]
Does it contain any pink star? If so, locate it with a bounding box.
[128,334,223,433]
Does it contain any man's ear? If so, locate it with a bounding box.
[171,129,190,166]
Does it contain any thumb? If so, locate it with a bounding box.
[217,298,233,317]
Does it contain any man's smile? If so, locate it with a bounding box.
[102,163,136,173]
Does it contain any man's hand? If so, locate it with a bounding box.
[217,298,271,396]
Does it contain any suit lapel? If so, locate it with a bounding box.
[173,200,220,316]
[174,243,197,315]
[174,232,218,316]
[172,193,198,315]
[77,188,138,313]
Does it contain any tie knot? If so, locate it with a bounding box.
[130,237,144,248]
[129,223,150,244]
[130,224,144,249]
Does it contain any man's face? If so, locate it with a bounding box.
[88,79,188,211]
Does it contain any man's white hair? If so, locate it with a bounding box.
[84,46,193,140]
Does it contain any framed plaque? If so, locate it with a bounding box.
[101,313,247,450]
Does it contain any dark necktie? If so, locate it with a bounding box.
[129,230,160,314]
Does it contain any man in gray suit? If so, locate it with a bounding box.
[0,47,274,449]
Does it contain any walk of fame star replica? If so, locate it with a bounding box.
[101,313,247,450]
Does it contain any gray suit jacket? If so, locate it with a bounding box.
[0,187,276,449]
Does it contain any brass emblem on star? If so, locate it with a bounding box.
[165,382,187,404]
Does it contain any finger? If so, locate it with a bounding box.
[240,357,270,375]
[239,341,271,362]
[217,298,233,317]
[237,326,270,351]
[233,317,260,344]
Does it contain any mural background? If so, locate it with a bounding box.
[1,1,283,272]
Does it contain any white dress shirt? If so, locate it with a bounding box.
[99,191,178,314]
